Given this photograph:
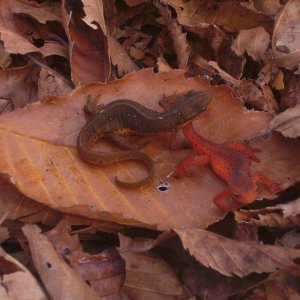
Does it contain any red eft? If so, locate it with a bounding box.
[173,122,280,211]
[77,90,212,188]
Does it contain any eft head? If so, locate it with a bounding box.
[159,90,212,126]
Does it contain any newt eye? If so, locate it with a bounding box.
[233,192,239,197]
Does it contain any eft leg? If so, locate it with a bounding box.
[224,141,261,162]
[213,189,235,211]
[173,154,210,177]
[252,172,281,194]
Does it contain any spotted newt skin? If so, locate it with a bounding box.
[173,122,280,211]
[77,90,212,188]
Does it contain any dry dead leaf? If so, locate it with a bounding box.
[61,1,110,85]
[233,79,278,113]
[0,247,46,300]
[235,198,300,229]
[0,47,11,69]
[22,224,100,300]
[119,231,174,253]
[0,0,63,57]
[243,265,300,300]
[252,0,282,16]
[0,69,299,230]
[232,26,270,62]
[276,229,300,249]
[38,67,72,101]
[81,0,106,33]
[120,250,185,299]
[270,104,300,138]
[175,228,300,277]
[155,2,190,69]
[272,69,285,90]
[0,64,39,109]
[164,0,272,33]
[69,248,126,298]
[280,74,300,109]
[271,0,300,70]
[107,35,138,76]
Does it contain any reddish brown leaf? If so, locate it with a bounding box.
[270,104,300,138]
[0,64,39,109]
[271,0,300,69]
[62,2,110,85]
[165,0,273,33]
[22,224,100,300]
[232,26,270,62]
[175,228,300,277]
[0,247,46,299]
[69,248,125,298]
[242,265,300,299]
[235,198,300,229]
[0,70,299,230]
[121,251,185,299]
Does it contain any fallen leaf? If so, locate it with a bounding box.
[156,2,190,69]
[269,104,300,138]
[232,26,270,62]
[271,0,300,69]
[233,79,278,113]
[68,248,125,298]
[165,0,273,33]
[0,64,39,109]
[252,0,282,16]
[0,69,299,230]
[22,224,100,300]
[272,69,285,90]
[243,265,300,299]
[120,251,185,299]
[0,47,11,69]
[107,35,138,76]
[235,198,300,229]
[280,74,300,109]
[175,228,300,277]
[0,247,46,300]
[61,1,110,85]
[81,0,106,33]
[0,0,63,57]
[276,229,300,249]
[38,67,72,101]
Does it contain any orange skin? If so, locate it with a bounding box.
[173,123,280,211]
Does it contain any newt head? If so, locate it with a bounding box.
[171,90,213,124]
[231,181,258,205]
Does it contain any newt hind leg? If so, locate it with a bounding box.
[173,154,210,177]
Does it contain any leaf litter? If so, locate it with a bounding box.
[0,0,299,298]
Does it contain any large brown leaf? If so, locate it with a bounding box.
[235,198,300,229]
[175,228,300,277]
[0,247,46,300]
[0,69,299,230]
[272,0,300,69]
[165,0,273,33]
[22,224,100,300]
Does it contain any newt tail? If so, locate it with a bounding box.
[77,90,212,187]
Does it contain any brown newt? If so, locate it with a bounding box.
[77,90,212,188]
[173,122,281,211]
